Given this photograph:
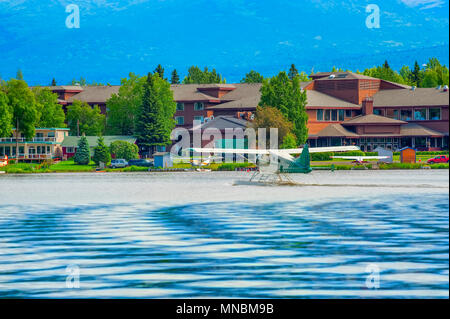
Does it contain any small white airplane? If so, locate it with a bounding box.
[331,155,389,164]
[190,145,360,184]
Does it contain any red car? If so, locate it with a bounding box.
[427,155,449,164]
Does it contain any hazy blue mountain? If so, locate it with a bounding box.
[0,0,448,85]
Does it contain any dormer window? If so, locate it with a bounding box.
[194,102,204,111]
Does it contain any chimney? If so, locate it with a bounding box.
[362,97,374,115]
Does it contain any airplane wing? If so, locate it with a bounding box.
[331,156,389,160]
[281,146,360,154]
[189,148,269,155]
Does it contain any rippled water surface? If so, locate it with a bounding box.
[0,170,448,298]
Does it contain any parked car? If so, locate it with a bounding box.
[110,159,128,168]
[427,155,449,164]
[127,159,153,167]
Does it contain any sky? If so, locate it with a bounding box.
[0,0,448,85]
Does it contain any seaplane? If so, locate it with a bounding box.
[190,144,365,185]
[178,155,222,172]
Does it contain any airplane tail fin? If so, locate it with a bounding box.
[292,144,312,173]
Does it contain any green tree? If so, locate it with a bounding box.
[259,72,309,144]
[16,69,24,81]
[411,61,422,86]
[399,65,413,85]
[421,69,439,88]
[171,69,180,84]
[51,78,57,86]
[183,66,225,84]
[93,136,111,165]
[241,70,264,83]
[67,100,105,136]
[363,65,405,84]
[0,91,13,138]
[106,73,146,135]
[250,106,295,148]
[154,64,166,80]
[74,135,90,165]
[288,64,299,80]
[33,88,66,128]
[110,140,139,161]
[280,133,298,149]
[135,73,176,154]
[6,79,38,162]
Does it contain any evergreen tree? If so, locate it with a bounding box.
[74,135,90,165]
[183,66,225,84]
[135,72,176,155]
[383,60,390,69]
[288,64,299,80]
[154,64,166,80]
[171,69,180,84]
[93,136,111,165]
[16,69,24,80]
[51,78,57,86]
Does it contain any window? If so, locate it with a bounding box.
[19,146,24,155]
[345,110,352,118]
[176,103,184,111]
[66,147,75,153]
[324,110,331,121]
[194,102,204,110]
[316,109,323,121]
[414,109,427,121]
[338,110,344,121]
[373,109,383,116]
[429,108,441,120]
[393,110,399,120]
[47,146,50,153]
[47,131,55,137]
[331,110,337,121]
[175,116,184,125]
[194,116,204,123]
[401,110,412,121]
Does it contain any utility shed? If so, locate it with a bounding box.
[153,152,173,168]
[375,147,393,163]
[399,147,416,163]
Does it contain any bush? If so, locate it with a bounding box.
[310,152,334,161]
[110,140,139,161]
[216,162,254,171]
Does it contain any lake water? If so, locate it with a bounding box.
[0,170,448,298]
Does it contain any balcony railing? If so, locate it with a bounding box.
[0,137,57,143]
[7,154,53,160]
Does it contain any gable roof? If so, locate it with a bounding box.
[62,136,136,148]
[67,86,120,103]
[313,72,377,81]
[399,123,445,137]
[305,90,361,108]
[343,114,407,125]
[190,115,248,131]
[314,124,358,137]
[373,87,449,107]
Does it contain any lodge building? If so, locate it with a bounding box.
[42,72,449,151]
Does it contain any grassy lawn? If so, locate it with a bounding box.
[49,160,96,172]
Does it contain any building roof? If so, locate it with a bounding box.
[343,114,407,125]
[32,85,84,91]
[313,124,358,137]
[313,72,377,81]
[62,135,136,148]
[190,115,248,131]
[306,90,361,108]
[67,86,120,103]
[373,87,449,107]
[399,123,445,137]
[208,96,261,110]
